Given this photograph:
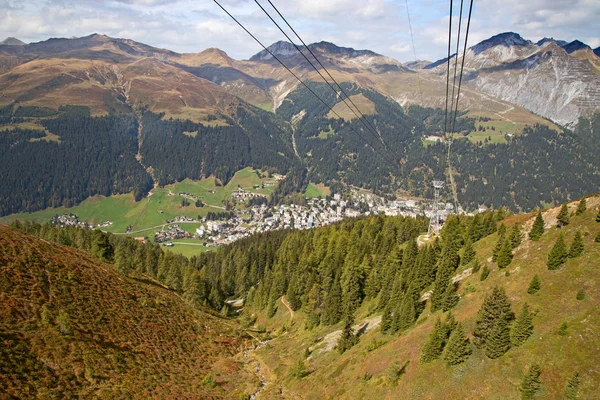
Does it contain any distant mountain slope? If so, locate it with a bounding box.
[427,32,600,127]
[0,224,254,398]
[0,37,26,46]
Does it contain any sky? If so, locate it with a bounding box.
[1,0,598,62]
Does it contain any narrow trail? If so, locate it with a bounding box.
[280,296,294,321]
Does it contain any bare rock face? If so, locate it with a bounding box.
[427,32,600,127]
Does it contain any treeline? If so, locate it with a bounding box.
[0,112,153,216]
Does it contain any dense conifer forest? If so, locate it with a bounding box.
[1,98,599,217]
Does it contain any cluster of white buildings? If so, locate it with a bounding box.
[185,190,446,247]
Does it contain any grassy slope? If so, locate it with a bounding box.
[304,183,331,199]
[250,196,600,399]
[0,168,275,256]
[0,225,257,399]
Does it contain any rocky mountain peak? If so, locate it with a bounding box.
[471,32,531,55]
[536,37,568,47]
[249,40,301,61]
[0,37,26,46]
[562,40,591,54]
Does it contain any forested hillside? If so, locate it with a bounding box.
[1,95,599,218]
[278,82,600,211]
[0,108,153,216]
[0,225,257,399]
[11,193,600,398]
[228,195,600,399]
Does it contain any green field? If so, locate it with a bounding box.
[0,168,277,256]
[304,183,331,198]
[318,124,335,139]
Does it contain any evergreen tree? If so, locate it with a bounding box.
[485,317,511,358]
[527,275,541,294]
[480,265,490,281]
[380,304,393,334]
[337,315,359,354]
[322,276,342,325]
[597,209,600,222]
[441,282,460,312]
[91,231,113,261]
[557,204,570,227]
[421,319,444,363]
[568,231,584,258]
[564,371,580,400]
[596,231,600,243]
[519,363,542,400]
[114,242,133,275]
[461,236,475,265]
[471,259,481,273]
[547,233,568,270]
[575,198,586,216]
[511,303,534,346]
[431,240,460,312]
[529,212,545,241]
[496,237,514,268]
[443,322,472,365]
[473,287,515,352]
[492,225,507,262]
[576,289,585,300]
[510,223,522,248]
[395,294,416,333]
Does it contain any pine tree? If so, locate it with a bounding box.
[421,319,444,363]
[380,304,393,334]
[529,212,545,241]
[443,322,472,366]
[496,237,514,268]
[395,294,416,333]
[114,243,133,275]
[473,287,515,351]
[461,236,475,265]
[576,289,585,300]
[547,233,568,270]
[322,275,342,325]
[527,275,541,294]
[596,209,600,222]
[441,282,460,312]
[568,231,584,258]
[511,303,534,346]
[519,363,542,400]
[510,223,522,248]
[480,264,490,281]
[596,231,600,242]
[337,315,359,354]
[472,259,481,273]
[492,225,507,262]
[485,317,511,358]
[564,371,580,400]
[557,204,570,227]
[575,198,586,216]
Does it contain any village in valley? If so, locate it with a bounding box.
[51,184,463,251]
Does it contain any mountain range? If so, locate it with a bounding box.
[1,31,598,126]
[1,32,600,216]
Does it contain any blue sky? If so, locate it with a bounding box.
[1,0,598,62]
